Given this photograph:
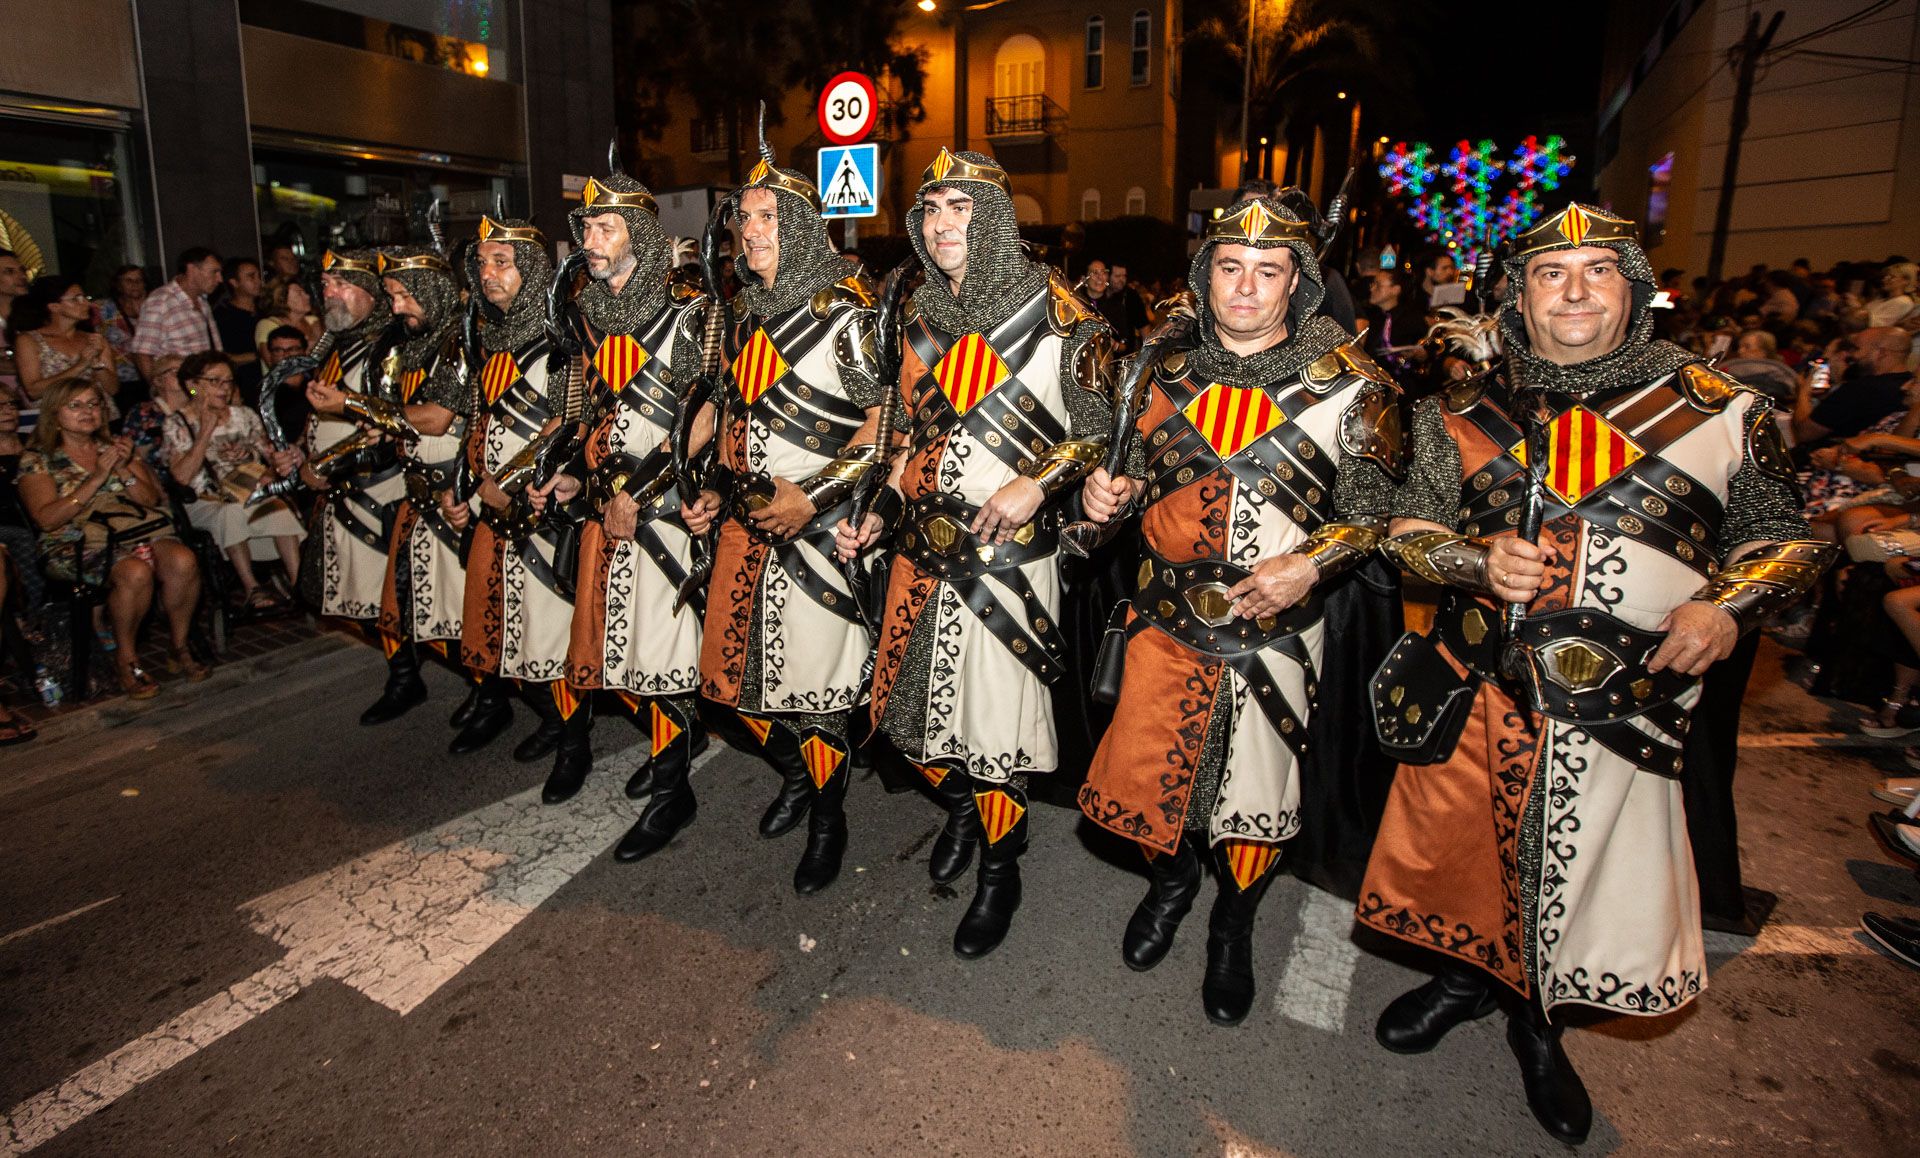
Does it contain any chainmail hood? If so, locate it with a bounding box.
[1497,202,1692,394]
[569,173,673,335]
[733,177,848,317]
[1186,198,1345,387]
[380,247,462,372]
[906,151,1047,334]
[466,220,553,352]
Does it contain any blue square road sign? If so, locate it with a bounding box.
[818,143,880,219]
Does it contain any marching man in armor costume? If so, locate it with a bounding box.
[364,247,472,721]
[673,138,884,892]
[1356,204,1833,1144]
[536,161,710,811]
[1076,198,1400,1027]
[298,249,415,722]
[442,216,582,762]
[836,149,1116,959]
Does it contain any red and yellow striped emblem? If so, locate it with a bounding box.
[616,691,644,717]
[378,630,403,658]
[729,328,790,406]
[316,350,343,387]
[738,712,774,745]
[1511,405,1644,504]
[932,332,1010,416]
[974,789,1027,845]
[799,735,845,790]
[1222,838,1281,891]
[592,332,650,390]
[399,367,426,402]
[1560,203,1592,247]
[1182,383,1285,460]
[480,351,519,406]
[649,702,683,757]
[552,681,583,720]
[917,761,950,789]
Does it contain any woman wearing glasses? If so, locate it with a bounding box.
[8,276,118,416]
[17,379,202,698]
[161,351,304,610]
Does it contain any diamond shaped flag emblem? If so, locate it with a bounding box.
[1223,838,1281,891]
[973,789,1027,845]
[1561,204,1591,247]
[1182,383,1285,460]
[933,332,1010,416]
[593,333,650,391]
[799,735,845,790]
[1511,406,1643,504]
[730,328,789,406]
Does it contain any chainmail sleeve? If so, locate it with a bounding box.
[1057,315,1116,440]
[419,343,471,415]
[1391,396,1464,528]
[1334,456,1395,519]
[1724,396,1814,551]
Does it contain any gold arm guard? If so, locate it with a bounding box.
[1020,438,1107,497]
[797,442,886,511]
[1382,529,1497,594]
[1690,540,1837,634]
[341,391,412,437]
[1293,517,1386,580]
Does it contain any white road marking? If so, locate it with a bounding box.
[3,742,710,1154]
[1270,886,1363,1032]
[1705,924,1873,956]
[1737,731,1888,750]
[0,897,120,949]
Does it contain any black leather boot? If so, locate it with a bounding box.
[540,696,595,804]
[615,702,698,861]
[1375,962,1500,1054]
[448,679,483,729]
[758,724,814,838]
[792,729,850,895]
[923,763,978,884]
[1122,839,1203,972]
[1201,842,1280,1026]
[513,684,565,763]
[953,784,1027,959]
[1507,1000,1592,1144]
[626,702,708,798]
[448,674,515,755]
[359,638,427,725]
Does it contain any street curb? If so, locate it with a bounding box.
[25,632,362,749]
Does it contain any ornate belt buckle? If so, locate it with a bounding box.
[1183,582,1236,628]
[1536,638,1623,692]
[920,513,967,556]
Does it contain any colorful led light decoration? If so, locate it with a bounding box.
[1376,135,1577,245]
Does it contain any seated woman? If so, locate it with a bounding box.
[10,276,119,421]
[18,379,203,699]
[119,354,187,478]
[161,352,304,610]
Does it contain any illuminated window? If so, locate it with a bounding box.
[1082,188,1102,220]
[1085,16,1105,89]
[1125,186,1146,215]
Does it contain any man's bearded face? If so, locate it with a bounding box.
[321,272,374,331]
[383,277,429,333]
[581,213,637,283]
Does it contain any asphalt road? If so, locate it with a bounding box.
[1,636,1915,1156]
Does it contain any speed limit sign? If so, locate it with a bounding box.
[817,72,878,146]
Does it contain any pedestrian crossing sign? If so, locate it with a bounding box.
[818,143,880,219]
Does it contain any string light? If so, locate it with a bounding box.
[1377,134,1578,245]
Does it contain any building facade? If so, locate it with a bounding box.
[1595,0,1920,276]
[632,0,1181,237]
[0,0,611,288]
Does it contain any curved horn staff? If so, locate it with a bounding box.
[1315,167,1356,261]
[756,101,776,166]
[1059,305,1197,557]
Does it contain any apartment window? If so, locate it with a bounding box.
[1125,186,1146,216]
[1085,16,1105,89]
[1130,11,1151,86]
[1081,188,1102,221]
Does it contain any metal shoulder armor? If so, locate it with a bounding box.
[811,272,879,317]
[1691,540,1837,634]
[1046,269,1101,336]
[1676,360,1746,413]
[1073,326,1120,399]
[1302,341,1396,395]
[1339,385,1406,480]
[1744,396,1795,483]
[833,308,880,383]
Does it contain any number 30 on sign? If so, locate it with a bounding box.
[817,72,878,146]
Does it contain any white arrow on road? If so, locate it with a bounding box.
[4,742,706,1154]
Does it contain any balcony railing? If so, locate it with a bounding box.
[984,94,1064,138]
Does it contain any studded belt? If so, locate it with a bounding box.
[1435,592,1695,777]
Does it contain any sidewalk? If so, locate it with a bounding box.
[2,611,359,739]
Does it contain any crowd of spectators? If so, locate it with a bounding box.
[1,242,319,737]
